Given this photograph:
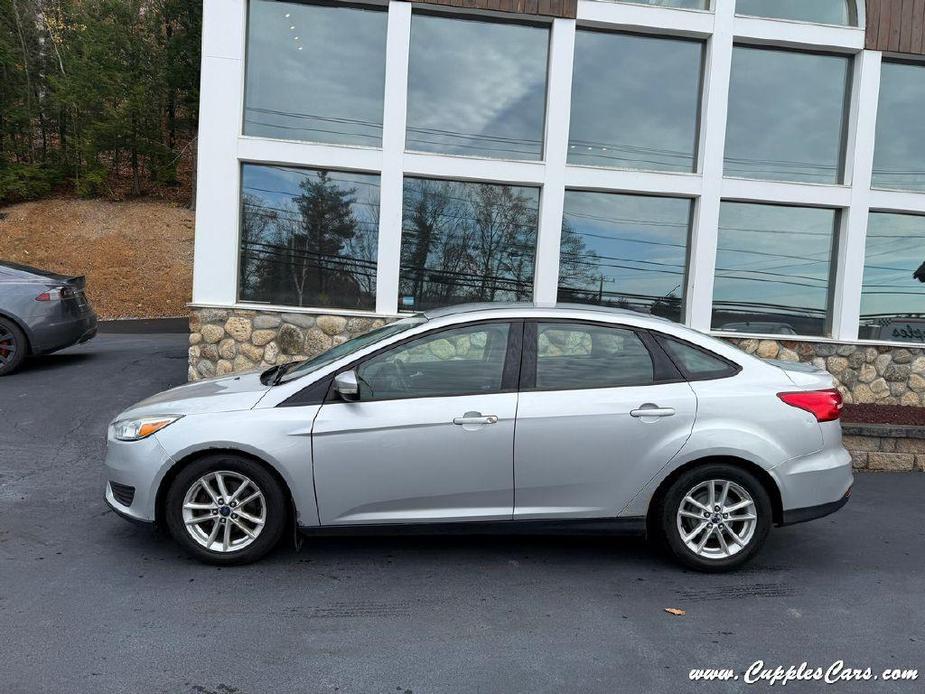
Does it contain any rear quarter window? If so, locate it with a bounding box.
[658,335,740,381]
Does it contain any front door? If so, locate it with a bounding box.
[514,321,697,519]
[312,320,520,526]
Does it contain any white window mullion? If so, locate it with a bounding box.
[831,49,881,341]
[686,0,733,331]
[534,18,577,307]
[193,0,247,307]
[375,1,412,315]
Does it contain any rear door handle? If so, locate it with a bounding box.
[630,405,676,418]
[453,412,499,426]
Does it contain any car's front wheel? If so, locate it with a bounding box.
[0,316,26,376]
[660,463,772,572]
[164,454,288,565]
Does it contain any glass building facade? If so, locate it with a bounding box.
[195,0,925,349]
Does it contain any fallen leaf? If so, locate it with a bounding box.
[664,608,686,616]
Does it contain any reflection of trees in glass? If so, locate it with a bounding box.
[399,179,542,310]
[239,167,378,309]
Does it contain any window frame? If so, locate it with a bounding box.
[325,319,524,403]
[519,319,684,393]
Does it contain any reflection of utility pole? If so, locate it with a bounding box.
[598,274,604,303]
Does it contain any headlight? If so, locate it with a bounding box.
[111,416,182,441]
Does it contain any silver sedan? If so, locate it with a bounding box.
[104,304,853,571]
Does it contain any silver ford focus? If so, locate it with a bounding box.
[104,304,853,571]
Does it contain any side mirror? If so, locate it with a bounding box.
[333,370,360,401]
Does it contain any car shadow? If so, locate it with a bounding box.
[14,352,98,375]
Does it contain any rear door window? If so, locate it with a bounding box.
[534,322,655,390]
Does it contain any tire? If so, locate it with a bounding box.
[0,316,27,376]
[659,463,772,573]
[164,454,288,565]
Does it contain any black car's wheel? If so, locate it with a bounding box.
[0,317,27,376]
[659,463,772,572]
[164,454,288,565]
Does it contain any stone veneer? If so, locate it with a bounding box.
[188,307,389,381]
[842,424,925,472]
[723,338,925,406]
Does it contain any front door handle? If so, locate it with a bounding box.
[630,405,676,418]
[453,412,499,426]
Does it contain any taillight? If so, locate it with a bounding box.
[35,286,75,302]
[777,389,843,422]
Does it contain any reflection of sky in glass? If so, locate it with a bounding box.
[559,191,691,321]
[244,0,387,146]
[860,213,925,337]
[712,202,836,337]
[872,62,925,192]
[239,164,381,310]
[725,47,849,184]
[736,0,852,25]
[568,31,703,173]
[407,14,548,161]
[612,0,709,8]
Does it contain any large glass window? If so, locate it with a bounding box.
[735,0,854,25]
[243,0,387,147]
[558,191,692,322]
[406,14,549,160]
[724,46,850,184]
[399,178,539,311]
[860,213,925,343]
[712,202,838,337]
[568,31,703,173]
[357,323,511,400]
[239,164,380,310]
[872,61,925,192]
[535,323,655,390]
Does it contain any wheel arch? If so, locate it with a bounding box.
[0,309,33,355]
[154,447,296,529]
[645,455,784,535]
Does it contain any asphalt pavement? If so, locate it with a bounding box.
[1,333,924,693]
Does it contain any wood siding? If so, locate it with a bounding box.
[408,0,577,20]
[867,0,925,54]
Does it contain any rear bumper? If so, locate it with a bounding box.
[780,487,851,526]
[772,443,854,522]
[31,311,98,354]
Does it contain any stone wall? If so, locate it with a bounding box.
[843,424,925,472]
[188,307,388,381]
[724,338,925,406]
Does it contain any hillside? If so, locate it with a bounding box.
[0,198,194,319]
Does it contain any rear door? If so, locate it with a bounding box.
[513,320,697,519]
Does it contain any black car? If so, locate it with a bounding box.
[0,261,98,375]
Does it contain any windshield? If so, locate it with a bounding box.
[279,314,428,384]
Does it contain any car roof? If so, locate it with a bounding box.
[422,302,677,327]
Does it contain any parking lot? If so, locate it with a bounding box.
[1,332,924,693]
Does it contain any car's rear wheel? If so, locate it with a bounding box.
[0,317,26,376]
[164,454,287,565]
[659,463,772,572]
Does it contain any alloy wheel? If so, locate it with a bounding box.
[0,324,17,367]
[182,471,267,553]
[676,479,757,559]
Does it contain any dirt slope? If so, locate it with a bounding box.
[0,198,194,319]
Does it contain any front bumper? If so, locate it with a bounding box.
[103,433,175,524]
